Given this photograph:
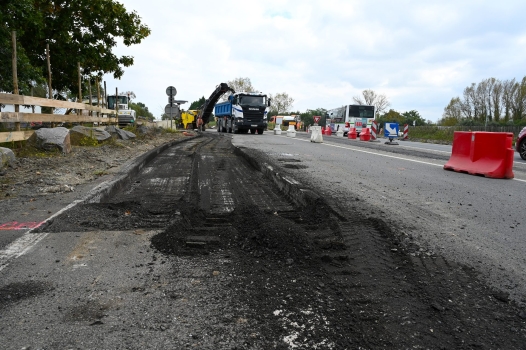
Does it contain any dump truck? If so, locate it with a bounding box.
[215,92,270,134]
[107,93,136,127]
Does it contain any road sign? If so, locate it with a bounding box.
[165,104,180,117]
[313,116,321,124]
[384,122,399,138]
[166,86,177,96]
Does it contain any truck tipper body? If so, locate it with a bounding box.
[214,92,270,134]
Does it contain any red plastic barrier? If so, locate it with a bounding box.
[444,132,514,179]
[359,128,371,141]
[348,127,357,139]
[325,126,332,136]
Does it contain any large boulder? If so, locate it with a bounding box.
[27,127,72,154]
[137,125,150,135]
[105,125,136,140]
[69,125,111,145]
[0,147,16,169]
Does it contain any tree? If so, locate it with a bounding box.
[401,110,426,126]
[299,108,327,127]
[130,102,154,121]
[511,77,526,122]
[502,79,516,123]
[377,109,404,126]
[0,0,45,95]
[220,77,255,102]
[353,89,390,116]
[269,92,294,116]
[189,96,206,110]
[1,0,150,97]
[441,97,463,124]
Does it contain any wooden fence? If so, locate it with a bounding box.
[0,92,117,143]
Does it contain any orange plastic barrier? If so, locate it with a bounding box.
[348,127,357,139]
[443,132,514,179]
[359,128,371,141]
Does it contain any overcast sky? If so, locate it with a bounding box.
[103,0,526,122]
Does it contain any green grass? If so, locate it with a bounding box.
[407,126,454,143]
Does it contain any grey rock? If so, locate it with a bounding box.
[105,125,136,140]
[70,125,111,142]
[0,147,16,169]
[27,127,72,154]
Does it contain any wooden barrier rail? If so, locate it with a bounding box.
[0,93,117,143]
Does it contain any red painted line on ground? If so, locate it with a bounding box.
[0,221,45,230]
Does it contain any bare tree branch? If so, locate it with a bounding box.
[353,89,390,116]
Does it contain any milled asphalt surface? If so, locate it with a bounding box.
[233,131,526,304]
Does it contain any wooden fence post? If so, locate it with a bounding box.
[88,79,92,117]
[77,62,81,117]
[12,31,20,131]
[96,77,100,118]
[115,87,118,127]
[46,43,53,114]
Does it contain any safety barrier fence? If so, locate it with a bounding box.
[444,131,514,179]
[0,92,117,143]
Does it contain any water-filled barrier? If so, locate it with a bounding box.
[443,132,514,179]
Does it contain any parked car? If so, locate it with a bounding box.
[516,126,526,160]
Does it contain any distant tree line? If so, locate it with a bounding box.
[440,77,526,126]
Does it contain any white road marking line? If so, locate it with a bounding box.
[0,199,84,273]
[275,135,526,182]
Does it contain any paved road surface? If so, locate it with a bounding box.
[233,131,526,303]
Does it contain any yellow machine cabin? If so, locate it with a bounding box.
[181,110,198,129]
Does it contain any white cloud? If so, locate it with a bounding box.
[102,0,526,121]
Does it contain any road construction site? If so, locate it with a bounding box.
[1,131,525,349]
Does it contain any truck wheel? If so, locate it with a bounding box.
[520,138,526,160]
[257,128,264,135]
[250,129,256,134]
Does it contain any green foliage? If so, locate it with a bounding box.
[130,101,154,121]
[0,0,45,94]
[189,96,206,110]
[93,169,109,176]
[299,108,327,126]
[1,0,150,95]
[441,116,462,126]
[401,110,426,126]
[407,126,454,143]
[78,135,99,147]
[376,109,428,128]
[377,109,404,124]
